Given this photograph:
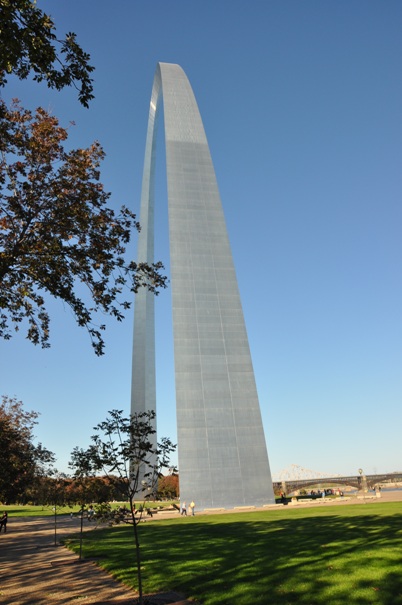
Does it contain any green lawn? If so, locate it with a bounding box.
[1,501,177,517]
[1,504,76,517]
[64,501,402,605]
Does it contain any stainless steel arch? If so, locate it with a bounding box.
[132,62,275,509]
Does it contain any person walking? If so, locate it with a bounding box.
[181,502,187,516]
[0,512,8,533]
[189,501,195,516]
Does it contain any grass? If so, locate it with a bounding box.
[0,501,178,518]
[1,504,76,517]
[63,501,402,605]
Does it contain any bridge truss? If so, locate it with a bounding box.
[272,471,402,495]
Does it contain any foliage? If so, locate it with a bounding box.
[0,3,166,354]
[0,0,94,107]
[157,472,179,499]
[71,410,176,502]
[70,409,176,605]
[21,474,128,506]
[71,474,127,505]
[0,395,55,503]
[0,101,166,354]
[67,502,402,605]
[26,471,70,507]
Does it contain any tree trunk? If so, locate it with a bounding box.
[130,500,143,605]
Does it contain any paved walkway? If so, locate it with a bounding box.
[0,515,191,605]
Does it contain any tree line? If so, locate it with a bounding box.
[21,471,179,507]
[0,395,178,506]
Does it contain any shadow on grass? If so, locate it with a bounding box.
[67,504,402,605]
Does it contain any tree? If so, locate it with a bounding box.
[0,101,166,354]
[28,470,72,545]
[0,0,94,107]
[158,472,179,500]
[0,395,55,503]
[0,3,166,354]
[70,409,176,605]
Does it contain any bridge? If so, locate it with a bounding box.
[272,472,402,495]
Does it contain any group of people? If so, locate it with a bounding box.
[0,512,8,533]
[180,501,195,516]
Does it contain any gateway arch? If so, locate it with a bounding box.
[132,62,275,509]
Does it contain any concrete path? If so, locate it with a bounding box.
[0,515,190,605]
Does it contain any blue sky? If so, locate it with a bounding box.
[2,0,401,479]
